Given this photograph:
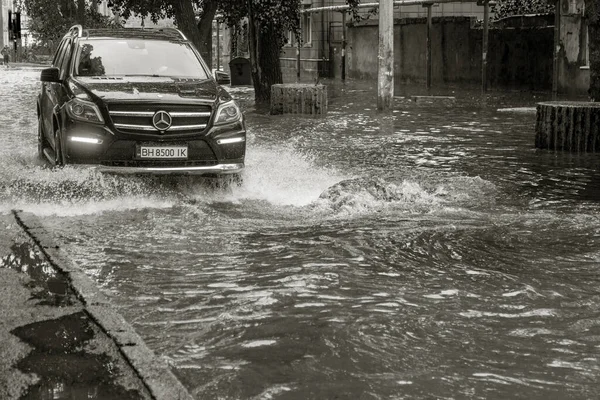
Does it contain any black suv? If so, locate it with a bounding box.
[38,25,246,177]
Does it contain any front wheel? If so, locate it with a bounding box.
[37,117,46,162]
[210,173,243,190]
[54,128,66,167]
[225,173,243,188]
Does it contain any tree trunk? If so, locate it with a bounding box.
[535,101,600,151]
[247,0,260,93]
[171,0,215,69]
[586,0,600,101]
[255,25,283,104]
[60,0,75,20]
[197,0,217,70]
[77,0,86,26]
[247,1,283,105]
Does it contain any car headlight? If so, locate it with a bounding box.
[214,100,241,126]
[65,98,104,124]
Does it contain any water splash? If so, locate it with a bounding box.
[313,175,497,215]
[0,157,179,216]
[181,144,346,207]
[0,143,347,215]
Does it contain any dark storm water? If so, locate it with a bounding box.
[3,69,600,399]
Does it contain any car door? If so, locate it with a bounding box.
[41,38,72,145]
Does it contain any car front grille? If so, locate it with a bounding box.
[108,104,212,135]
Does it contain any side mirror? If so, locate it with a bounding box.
[40,67,60,83]
[213,69,230,85]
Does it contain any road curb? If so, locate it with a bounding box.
[12,210,194,400]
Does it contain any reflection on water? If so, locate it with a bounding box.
[3,70,600,399]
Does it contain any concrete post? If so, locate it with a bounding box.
[378,0,394,111]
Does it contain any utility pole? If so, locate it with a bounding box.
[377,0,394,111]
[424,2,433,90]
[481,0,489,95]
[296,40,301,82]
[341,11,347,81]
[552,0,560,99]
[296,25,301,81]
[216,19,220,70]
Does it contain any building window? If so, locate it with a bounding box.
[581,2,590,69]
[301,8,312,46]
[285,30,294,47]
[283,6,311,47]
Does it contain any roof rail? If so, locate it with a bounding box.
[68,24,83,38]
[156,27,187,40]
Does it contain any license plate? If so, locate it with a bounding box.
[137,145,188,159]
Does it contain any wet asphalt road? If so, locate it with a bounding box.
[3,67,600,399]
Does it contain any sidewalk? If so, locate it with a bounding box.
[2,61,49,69]
[0,212,194,400]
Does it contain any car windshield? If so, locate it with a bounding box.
[73,38,209,79]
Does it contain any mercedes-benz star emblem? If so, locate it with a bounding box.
[152,110,172,131]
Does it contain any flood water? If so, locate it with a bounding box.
[3,68,600,399]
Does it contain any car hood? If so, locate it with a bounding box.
[73,76,219,102]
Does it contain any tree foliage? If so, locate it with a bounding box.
[106,0,218,68]
[23,0,118,52]
[492,0,554,20]
[107,0,185,23]
[219,0,300,47]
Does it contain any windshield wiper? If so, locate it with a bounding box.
[173,78,210,82]
[123,74,163,77]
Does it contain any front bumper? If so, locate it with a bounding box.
[62,120,246,176]
[90,162,244,176]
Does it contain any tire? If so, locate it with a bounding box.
[230,173,243,187]
[54,128,66,167]
[37,116,46,162]
[223,173,243,188]
[212,173,243,189]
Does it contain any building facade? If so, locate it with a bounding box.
[0,0,9,49]
[280,0,590,97]
[558,0,590,95]
[280,0,490,81]
[1,0,31,60]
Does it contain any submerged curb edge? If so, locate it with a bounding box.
[12,210,194,400]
